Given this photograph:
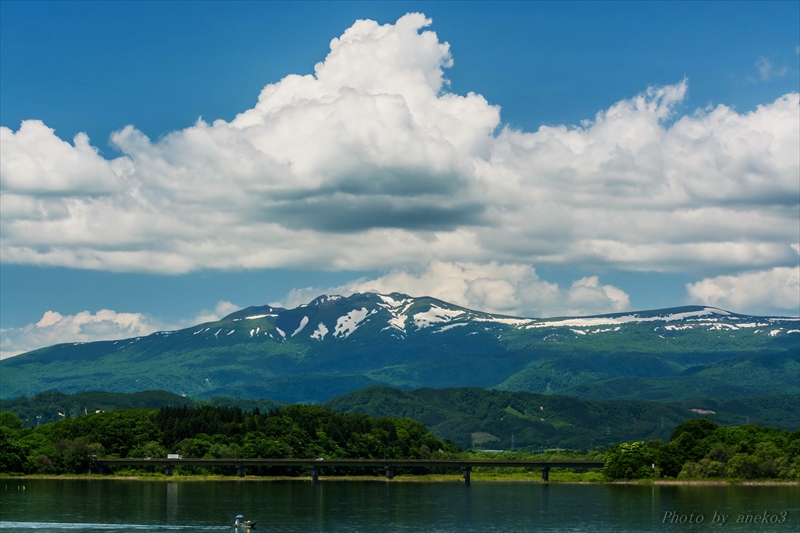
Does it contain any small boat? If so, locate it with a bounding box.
[232,514,257,529]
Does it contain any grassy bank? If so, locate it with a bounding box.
[4,472,797,484]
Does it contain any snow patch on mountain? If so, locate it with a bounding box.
[665,322,740,331]
[311,323,328,340]
[388,314,408,332]
[474,316,533,326]
[276,327,285,339]
[528,308,729,328]
[378,294,402,306]
[413,305,465,329]
[292,316,309,337]
[335,308,376,338]
[374,294,415,333]
[245,314,277,320]
[432,322,469,334]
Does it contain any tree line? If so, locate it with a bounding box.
[0,404,458,475]
[2,404,798,481]
[603,418,800,480]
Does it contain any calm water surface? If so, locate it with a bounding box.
[1,479,797,532]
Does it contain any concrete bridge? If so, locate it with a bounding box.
[95,458,604,483]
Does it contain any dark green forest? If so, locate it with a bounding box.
[0,390,286,427]
[2,401,798,481]
[3,388,798,451]
[604,419,800,480]
[324,386,800,449]
[0,404,458,476]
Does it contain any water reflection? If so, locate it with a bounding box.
[0,479,797,532]
[166,482,178,523]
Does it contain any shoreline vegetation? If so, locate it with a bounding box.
[2,404,798,483]
[2,473,797,485]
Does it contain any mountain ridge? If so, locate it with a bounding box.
[1,292,797,402]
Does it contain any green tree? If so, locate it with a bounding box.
[0,430,25,473]
[727,453,760,479]
[0,412,24,430]
[604,441,656,479]
[128,441,167,459]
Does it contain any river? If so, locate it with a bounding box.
[1,479,797,532]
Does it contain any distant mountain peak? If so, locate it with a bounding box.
[217,294,800,343]
[2,291,797,402]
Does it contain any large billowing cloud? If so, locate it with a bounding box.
[1,14,798,312]
[280,261,630,318]
[686,267,800,316]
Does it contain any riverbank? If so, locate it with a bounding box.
[3,473,797,485]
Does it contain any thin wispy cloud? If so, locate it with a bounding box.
[755,56,787,81]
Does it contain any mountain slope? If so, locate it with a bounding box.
[323,386,800,449]
[1,293,797,402]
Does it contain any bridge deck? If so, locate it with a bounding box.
[95,458,604,482]
[98,458,603,468]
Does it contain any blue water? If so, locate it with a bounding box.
[1,479,797,532]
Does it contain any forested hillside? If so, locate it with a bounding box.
[0,404,458,475]
[0,390,285,427]
[324,387,800,450]
[3,388,797,451]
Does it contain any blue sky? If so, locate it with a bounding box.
[1,1,798,356]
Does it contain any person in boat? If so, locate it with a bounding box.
[233,515,256,528]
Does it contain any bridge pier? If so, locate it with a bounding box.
[541,467,550,482]
[310,464,319,482]
[236,464,245,477]
[164,464,174,477]
[462,466,471,484]
[385,466,395,480]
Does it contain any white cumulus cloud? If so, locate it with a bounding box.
[0,120,132,195]
[186,300,240,326]
[686,266,800,315]
[0,309,158,360]
[0,300,240,360]
[0,13,797,283]
[279,261,630,318]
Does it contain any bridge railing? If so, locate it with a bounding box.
[94,458,605,482]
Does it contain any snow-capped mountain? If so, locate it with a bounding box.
[2,293,797,403]
[196,292,533,343]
